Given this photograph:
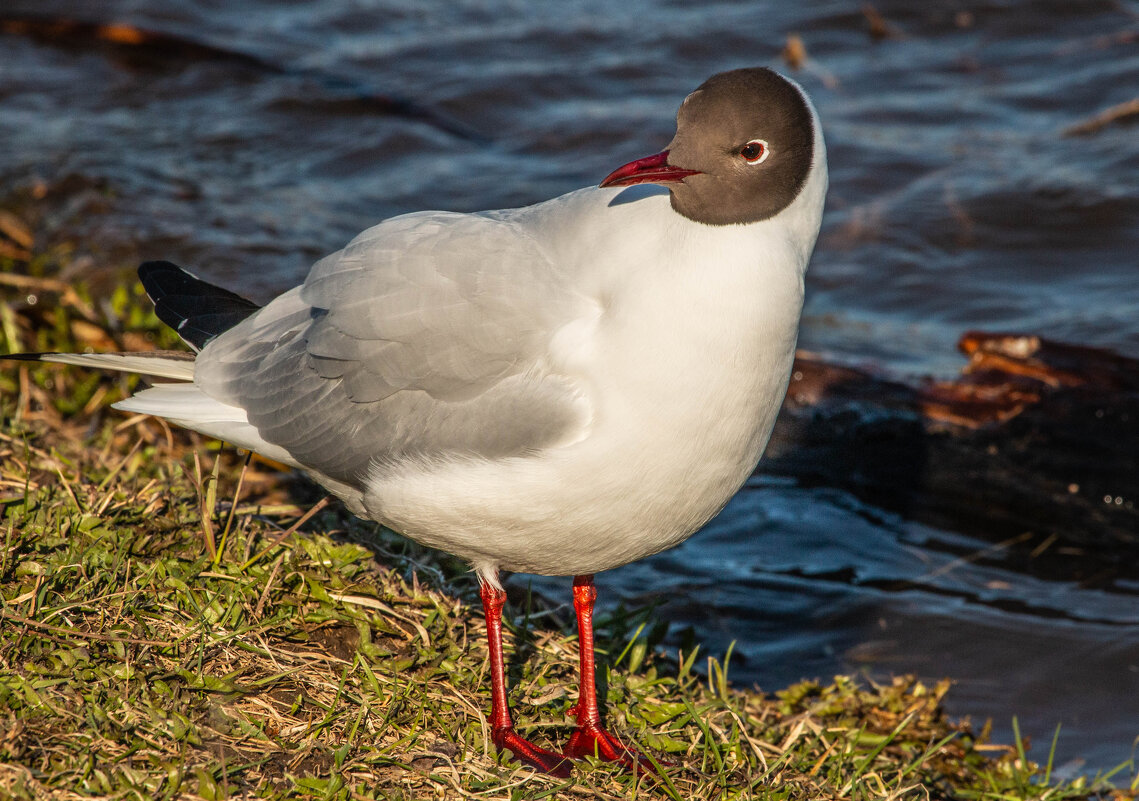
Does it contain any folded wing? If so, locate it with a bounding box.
[193,210,592,486]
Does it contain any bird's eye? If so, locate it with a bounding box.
[739,139,769,165]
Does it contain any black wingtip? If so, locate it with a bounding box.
[138,259,180,283]
[0,352,56,362]
[138,260,261,349]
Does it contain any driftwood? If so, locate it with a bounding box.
[767,332,1139,583]
[0,13,487,142]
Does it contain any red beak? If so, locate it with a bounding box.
[599,150,701,188]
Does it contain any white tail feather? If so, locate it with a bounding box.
[113,383,244,423]
[112,384,301,468]
[38,352,196,381]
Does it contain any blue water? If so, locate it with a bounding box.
[3,0,1138,776]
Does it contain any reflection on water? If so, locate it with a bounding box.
[2,0,1138,774]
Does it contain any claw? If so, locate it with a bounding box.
[492,727,573,777]
[563,722,669,774]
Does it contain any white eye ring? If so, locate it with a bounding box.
[740,139,769,165]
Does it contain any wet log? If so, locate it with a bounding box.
[0,13,486,142]
[766,332,1139,583]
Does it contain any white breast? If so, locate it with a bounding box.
[363,168,824,579]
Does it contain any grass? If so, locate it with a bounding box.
[2,227,1135,799]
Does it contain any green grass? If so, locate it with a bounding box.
[1,237,1133,799]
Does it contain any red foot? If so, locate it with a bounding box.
[492,727,573,778]
[563,723,667,774]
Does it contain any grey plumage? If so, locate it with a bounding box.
[193,210,591,486]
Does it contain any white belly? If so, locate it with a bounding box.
[362,232,804,578]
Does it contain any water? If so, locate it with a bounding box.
[568,480,1139,780]
[3,0,1138,775]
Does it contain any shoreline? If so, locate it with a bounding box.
[1,243,1130,798]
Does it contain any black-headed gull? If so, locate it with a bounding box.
[10,66,827,776]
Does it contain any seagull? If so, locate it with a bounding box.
[8,66,827,776]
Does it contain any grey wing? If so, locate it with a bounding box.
[194,210,591,486]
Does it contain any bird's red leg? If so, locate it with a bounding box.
[479,580,573,777]
[562,574,662,773]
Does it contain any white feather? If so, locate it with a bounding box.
[113,383,243,423]
[38,352,195,380]
[112,385,302,467]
